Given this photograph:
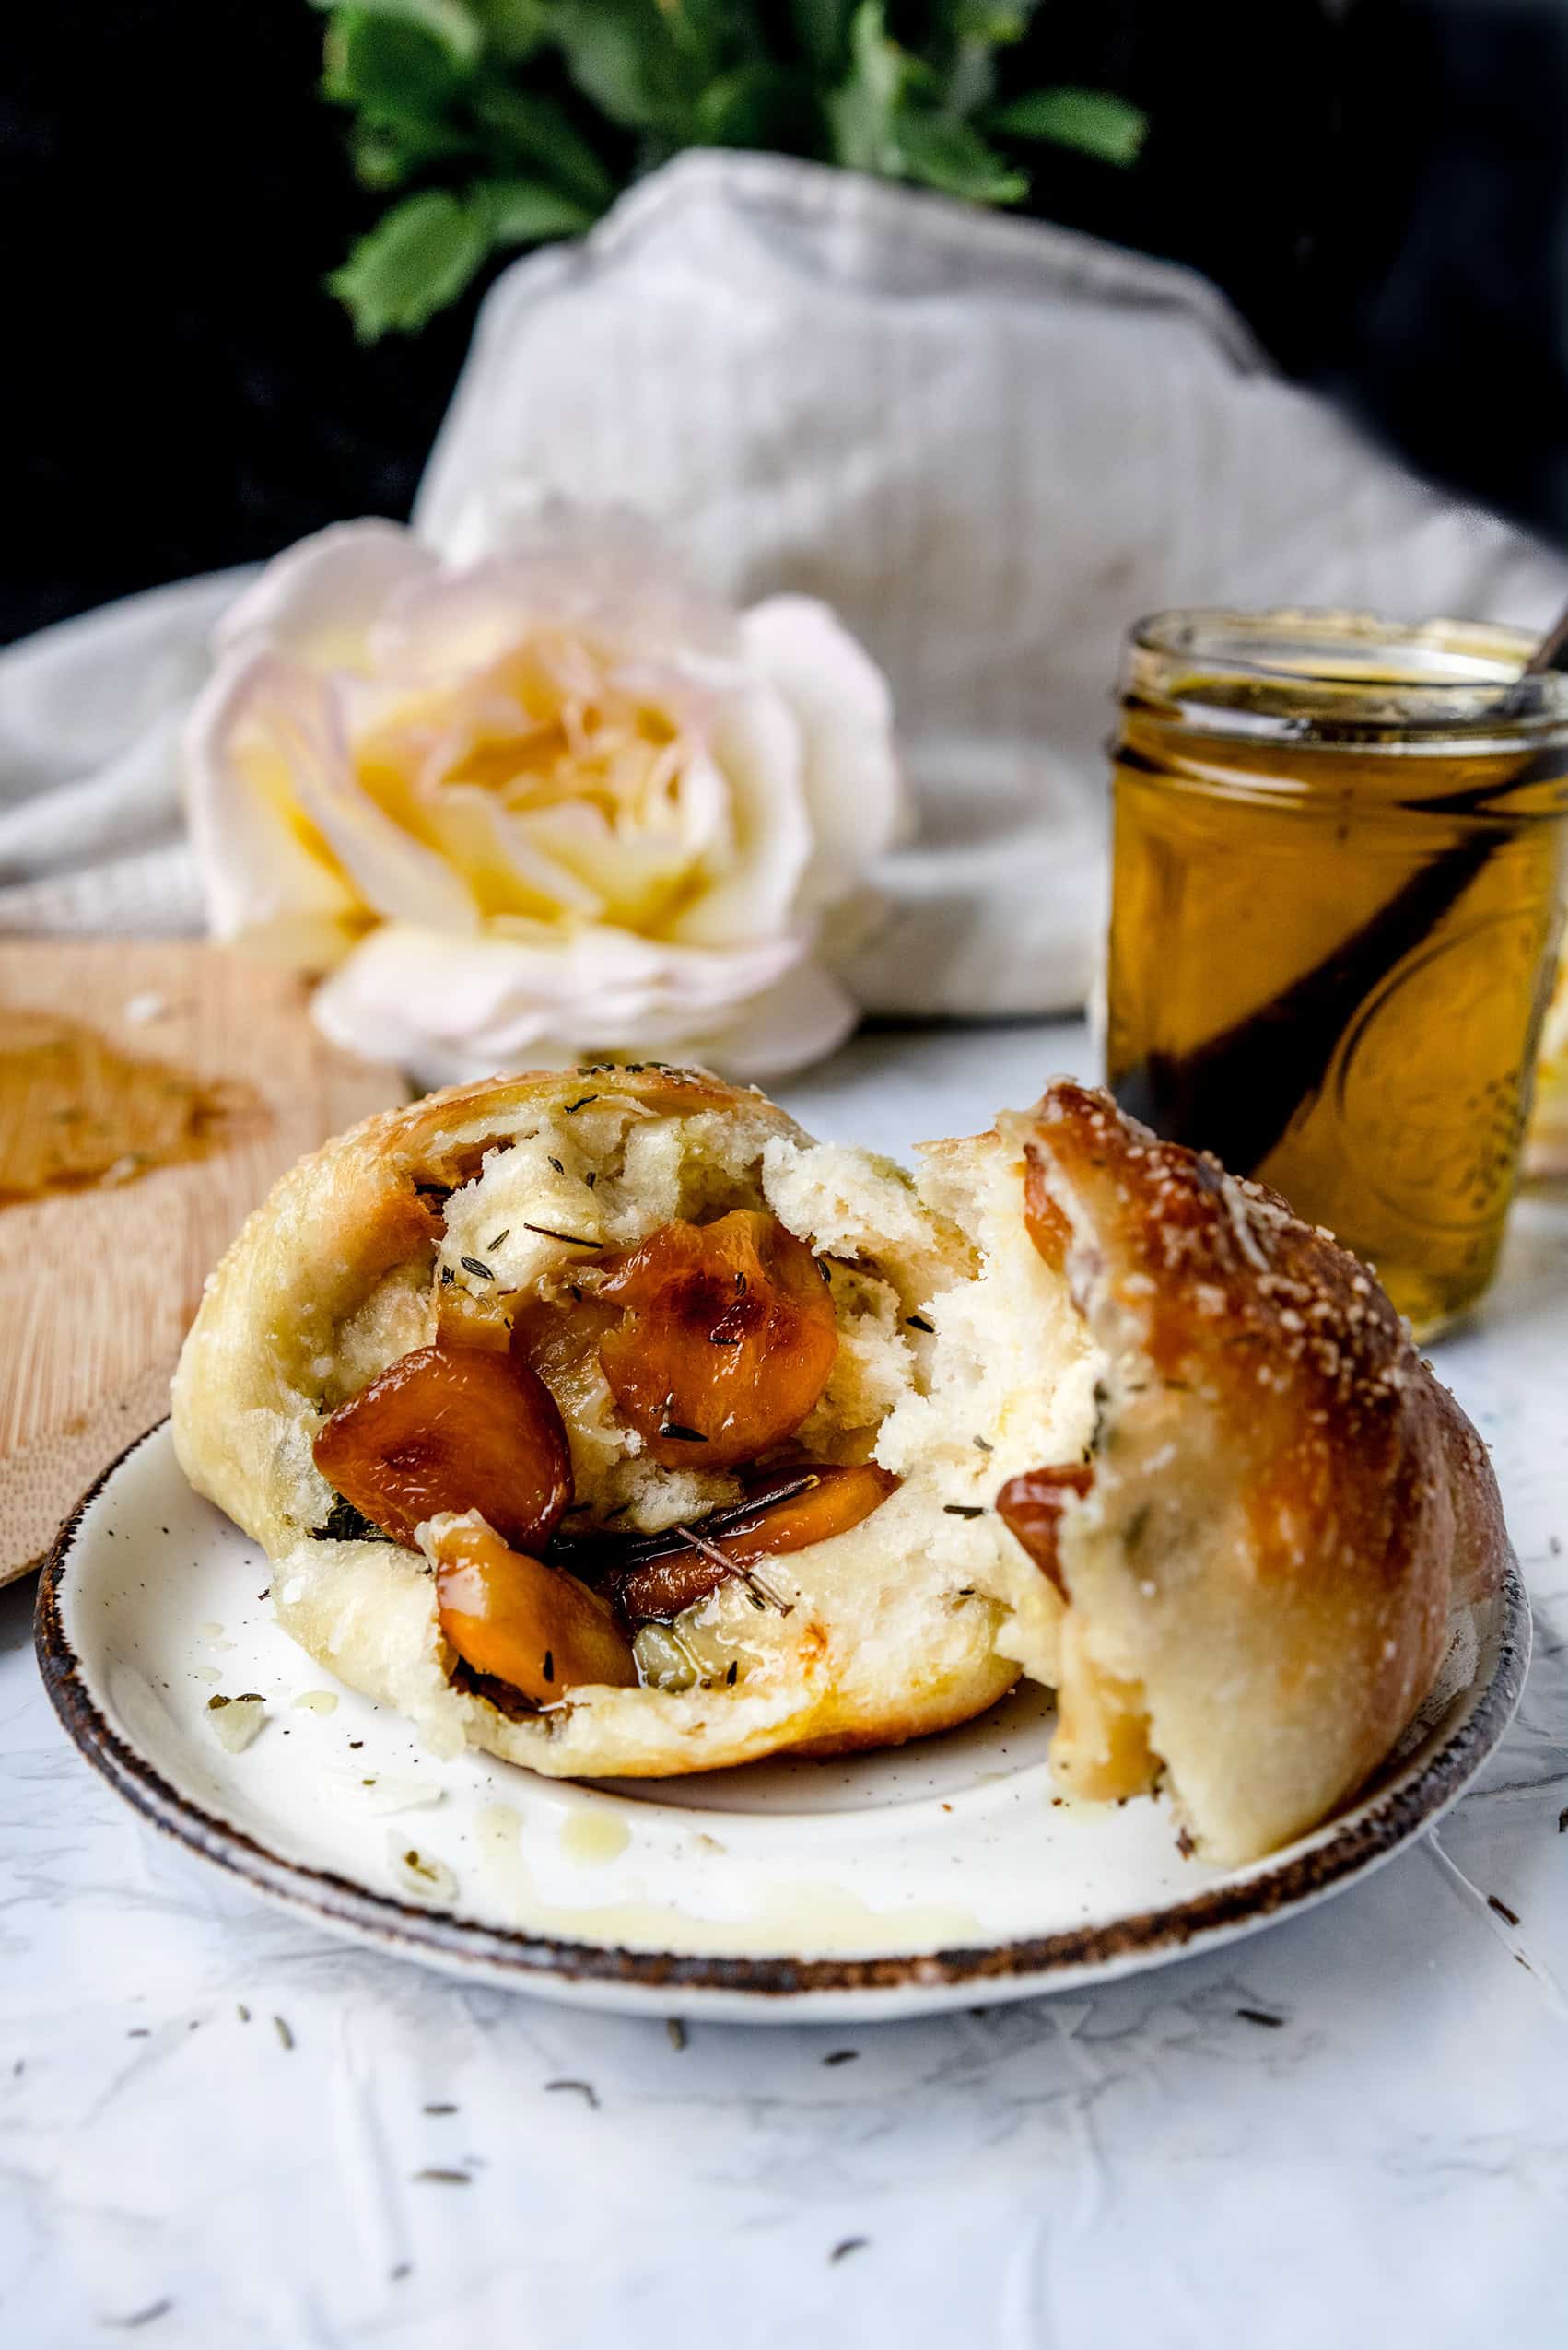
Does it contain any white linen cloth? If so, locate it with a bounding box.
[5,149,1566,1015]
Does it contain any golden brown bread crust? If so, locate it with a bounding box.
[1016,1081,1509,1862]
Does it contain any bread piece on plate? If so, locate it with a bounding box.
[1002,1084,1507,1861]
[171,1066,1507,1862]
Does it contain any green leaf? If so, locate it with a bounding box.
[660,0,740,64]
[322,10,462,111]
[329,190,492,339]
[471,176,598,244]
[549,0,697,136]
[825,0,907,174]
[310,0,483,67]
[894,110,1027,205]
[827,3,1026,201]
[350,117,478,190]
[467,0,551,63]
[989,86,1148,168]
[471,82,616,206]
[350,128,414,192]
[948,5,1033,40]
[323,15,481,192]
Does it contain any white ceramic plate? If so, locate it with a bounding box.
[38,1422,1528,2023]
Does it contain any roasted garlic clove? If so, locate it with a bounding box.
[614,1462,899,1621]
[995,1463,1094,1595]
[428,1513,638,1701]
[594,1210,838,1467]
[313,1342,572,1552]
[631,1620,703,1693]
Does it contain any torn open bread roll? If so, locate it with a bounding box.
[171,1066,1506,1862]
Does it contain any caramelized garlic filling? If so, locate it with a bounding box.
[314,1095,1104,1710]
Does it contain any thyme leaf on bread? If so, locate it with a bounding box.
[313,1493,385,1543]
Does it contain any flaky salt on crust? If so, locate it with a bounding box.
[171,1066,1507,1862]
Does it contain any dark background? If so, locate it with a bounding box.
[7,0,1568,646]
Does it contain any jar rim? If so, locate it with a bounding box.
[1124,607,1568,750]
[1131,606,1540,684]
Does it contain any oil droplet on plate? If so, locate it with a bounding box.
[293,1689,339,1715]
[560,1809,631,1865]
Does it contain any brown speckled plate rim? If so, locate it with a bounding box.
[36,1421,1531,2005]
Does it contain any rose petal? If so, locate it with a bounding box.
[427,786,606,920]
[215,520,437,672]
[668,956,859,1078]
[309,918,841,1085]
[185,649,477,953]
[740,596,907,915]
[295,707,480,938]
[430,482,739,657]
[184,649,365,965]
[369,551,738,690]
[509,798,691,930]
[661,666,813,949]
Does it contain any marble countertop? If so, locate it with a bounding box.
[4,1020,1565,2350]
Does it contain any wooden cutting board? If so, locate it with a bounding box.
[0,941,403,1584]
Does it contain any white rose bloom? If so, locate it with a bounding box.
[182,492,905,1083]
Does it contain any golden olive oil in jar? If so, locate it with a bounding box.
[1106,611,1568,1335]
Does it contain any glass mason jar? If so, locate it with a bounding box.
[1105,609,1568,1336]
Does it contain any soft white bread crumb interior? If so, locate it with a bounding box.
[268,1092,1101,1780]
